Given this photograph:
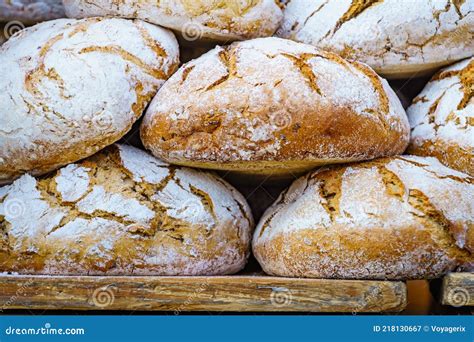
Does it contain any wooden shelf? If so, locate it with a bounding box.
[0,274,407,312]
[440,273,474,307]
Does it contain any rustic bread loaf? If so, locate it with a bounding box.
[63,0,282,43]
[407,58,473,176]
[140,37,410,179]
[0,17,179,185]
[277,0,474,79]
[253,156,474,280]
[0,144,253,275]
[0,0,64,24]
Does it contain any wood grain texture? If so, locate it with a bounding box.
[0,274,406,312]
[441,273,474,307]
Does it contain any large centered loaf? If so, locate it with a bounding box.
[0,144,253,275]
[277,0,474,78]
[63,0,283,42]
[408,57,474,176]
[253,156,473,280]
[141,37,410,178]
[0,0,65,23]
[0,17,179,185]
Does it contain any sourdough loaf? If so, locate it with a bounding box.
[63,0,283,43]
[140,37,410,179]
[277,0,474,78]
[0,144,253,275]
[0,0,64,24]
[0,17,179,185]
[408,57,474,176]
[253,156,473,280]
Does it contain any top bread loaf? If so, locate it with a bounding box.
[278,0,474,78]
[0,0,65,23]
[63,0,283,42]
[0,17,179,185]
[141,37,409,179]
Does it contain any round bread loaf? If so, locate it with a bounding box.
[407,57,473,176]
[277,0,474,79]
[0,0,64,24]
[0,144,253,275]
[63,0,282,43]
[140,37,410,179]
[0,17,179,185]
[253,156,474,280]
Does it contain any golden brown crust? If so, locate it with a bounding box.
[0,145,253,275]
[253,155,474,280]
[407,140,473,177]
[407,58,474,177]
[141,37,409,178]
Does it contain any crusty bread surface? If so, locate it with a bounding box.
[407,57,474,176]
[141,37,410,178]
[63,0,283,42]
[277,0,474,78]
[0,17,179,185]
[0,144,253,275]
[253,155,474,280]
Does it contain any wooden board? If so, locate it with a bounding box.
[441,273,474,307]
[0,274,406,312]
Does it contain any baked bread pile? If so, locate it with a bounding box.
[0,0,472,280]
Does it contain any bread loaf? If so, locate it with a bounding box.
[408,57,473,176]
[0,17,179,185]
[277,0,474,79]
[253,156,473,280]
[140,37,410,179]
[0,0,64,24]
[0,144,253,275]
[63,0,283,43]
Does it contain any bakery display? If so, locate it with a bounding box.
[63,0,283,43]
[0,144,253,275]
[253,156,473,280]
[0,1,471,316]
[407,57,473,176]
[140,37,409,179]
[0,0,65,24]
[277,0,474,79]
[0,17,179,185]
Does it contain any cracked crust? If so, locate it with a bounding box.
[0,17,180,185]
[63,0,283,43]
[0,0,64,23]
[140,37,410,178]
[253,155,474,280]
[0,144,254,275]
[408,57,474,176]
[277,0,474,79]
